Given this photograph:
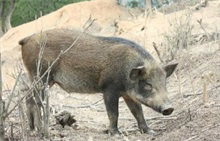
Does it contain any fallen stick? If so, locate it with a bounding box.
[184,135,198,141]
[183,92,203,98]
[191,0,208,10]
[119,115,178,121]
[51,98,104,109]
[74,98,103,108]
[215,104,220,107]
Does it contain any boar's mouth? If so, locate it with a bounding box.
[128,91,174,115]
[160,107,174,115]
[140,100,174,116]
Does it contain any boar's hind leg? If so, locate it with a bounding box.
[26,74,51,131]
[26,93,42,131]
[103,89,120,135]
[123,96,155,134]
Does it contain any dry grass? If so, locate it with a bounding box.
[2,1,220,141]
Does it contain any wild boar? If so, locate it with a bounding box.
[19,29,177,135]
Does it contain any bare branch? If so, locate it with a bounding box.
[153,42,163,63]
[63,17,97,54]
[5,0,16,30]
[5,69,22,115]
[0,26,4,140]
[0,0,6,36]
[4,15,97,120]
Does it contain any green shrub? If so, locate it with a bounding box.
[11,0,89,27]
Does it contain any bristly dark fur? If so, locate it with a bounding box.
[97,36,153,60]
[19,28,177,134]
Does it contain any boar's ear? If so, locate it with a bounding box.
[163,63,178,78]
[130,66,146,81]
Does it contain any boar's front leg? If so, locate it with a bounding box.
[123,96,155,134]
[103,89,120,135]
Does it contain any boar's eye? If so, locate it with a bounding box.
[144,83,152,91]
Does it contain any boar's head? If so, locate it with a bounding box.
[128,63,178,116]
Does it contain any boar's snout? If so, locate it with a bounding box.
[161,104,174,116]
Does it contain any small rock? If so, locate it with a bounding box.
[204,101,215,108]
[59,133,65,138]
[55,110,76,128]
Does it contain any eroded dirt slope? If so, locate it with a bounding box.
[1,0,220,141]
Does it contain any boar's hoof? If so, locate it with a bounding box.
[139,126,157,135]
[146,129,157,135]
[142,128,158,135]
[105,129,121,136]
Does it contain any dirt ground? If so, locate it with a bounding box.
[1,0,220,141]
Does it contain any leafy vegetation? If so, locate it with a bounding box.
[10,0,88,27]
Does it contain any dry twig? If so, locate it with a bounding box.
[153,42,163,63]
[5,15,97,120]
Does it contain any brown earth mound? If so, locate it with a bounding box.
[1,0,220,140]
